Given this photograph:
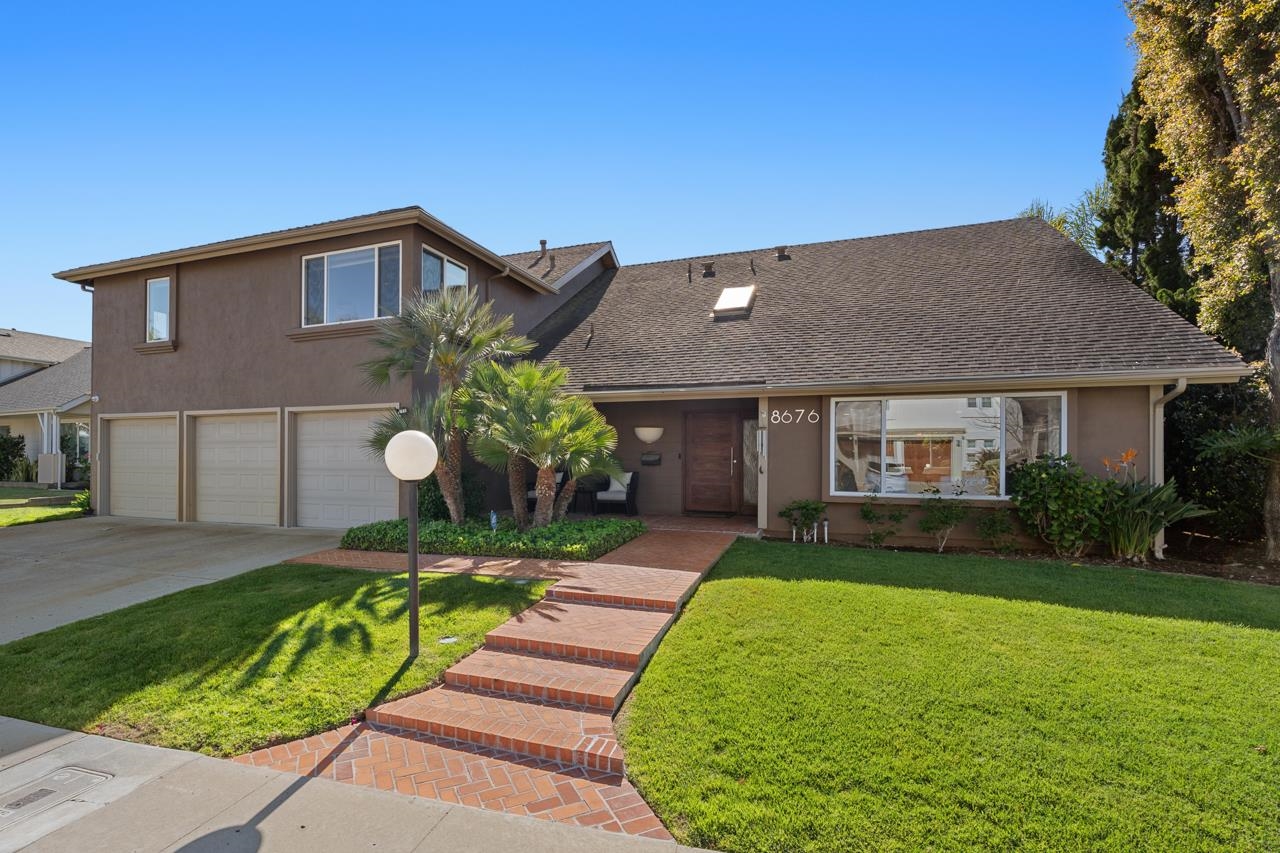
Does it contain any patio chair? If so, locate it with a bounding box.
[526,471,564,510]
[594,471,638,516]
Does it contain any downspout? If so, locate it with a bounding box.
[1151,378,1188,559]
[485,265,511,304]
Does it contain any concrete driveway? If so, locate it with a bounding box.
[0,517,340,644]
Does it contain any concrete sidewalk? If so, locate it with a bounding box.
[0,717,705,853]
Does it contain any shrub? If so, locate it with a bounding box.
[917,496,969,553]
[1100,451,1211,562]
[778,499,827,542]
[860,497,907,548]
[0,434,25,481]
[1007,455,1106,557]
[975,508,1018,552]
[72,490,92,514]
[341,517,646,561]
[418,469,488,522]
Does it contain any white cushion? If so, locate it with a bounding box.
[597,490,627,502]
[607,472,633,493]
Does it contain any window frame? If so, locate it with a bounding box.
[300,241,403,328]
[828,391,1067,500]
[145,276,172,342]
[421,244,469,293]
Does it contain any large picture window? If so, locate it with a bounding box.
[831,393,1064,498]
[302,242,401,326]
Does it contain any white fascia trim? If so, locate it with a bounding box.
[582,366,1253,402]
[545,244,618,293]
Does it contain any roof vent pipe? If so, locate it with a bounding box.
[775,246,789,260]
[539,239,547,259]
[687,263,692,283]
[548,253,556,271]
[702,261,715,277]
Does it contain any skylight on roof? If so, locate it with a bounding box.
[712,285,756,318]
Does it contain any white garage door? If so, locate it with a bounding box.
[108,417,178,519]
[195,414,279,525]
[295,410,399,528]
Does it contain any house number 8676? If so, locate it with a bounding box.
[770,408,820,424]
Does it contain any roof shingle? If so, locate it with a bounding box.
[0,329,89,365]
[531,218,1246,392]
[0,347,91,412]
[501,242,612,289]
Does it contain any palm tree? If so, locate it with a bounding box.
[362,288,533,524]
[463,360,618,528]
[461,360,569,529]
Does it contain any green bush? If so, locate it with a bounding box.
[341,517,646,561]
[72,490,92,513]
[1007,455,1107,557]
[0,434,25,481]
[975,508,1018,552]
[417,469,488,522]
[860,497,907,548]
[778,499,827,541]
[917,495,969,553]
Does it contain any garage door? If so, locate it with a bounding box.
[195,414,279,525]
[108,417,178,519]
[295,410,399,528]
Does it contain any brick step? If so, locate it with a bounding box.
[484,600,674,667]
[445,650,636,712]
[368,686,624,773]
[544,562,702,613]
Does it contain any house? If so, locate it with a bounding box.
[0,330,91,484]
[53,208,1249,545]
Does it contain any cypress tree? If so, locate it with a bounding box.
[1096,82,1198,322]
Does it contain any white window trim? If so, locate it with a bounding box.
[828,391,1067,499]
[146,276,171,342]
[301,241,403,328]
[421,244,469,292]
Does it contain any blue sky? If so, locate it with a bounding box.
[0,2,1135,341]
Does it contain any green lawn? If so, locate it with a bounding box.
[0,506,82,526]
[0,486,78,506]
[0,564,548,756]
[619,540,1280,852]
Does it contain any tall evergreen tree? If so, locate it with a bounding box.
[1096,82,1198,322]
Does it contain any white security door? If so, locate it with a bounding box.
[195,414,279,525]
[295,410,399,528]
[108,417,178,519]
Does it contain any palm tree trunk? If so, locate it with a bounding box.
[552,477,577,522]
[437,428,466,525]
[507,455,530,529]
[532,467,557,527]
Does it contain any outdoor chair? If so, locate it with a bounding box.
[594,471,639,516]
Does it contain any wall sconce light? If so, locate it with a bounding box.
[634,426,664,444]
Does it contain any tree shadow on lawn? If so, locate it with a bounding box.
[0,564,543,743]
[713,540,1280,631]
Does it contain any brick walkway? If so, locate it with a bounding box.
[236,529,737,839]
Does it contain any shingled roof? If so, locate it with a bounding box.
[0,347,91,413]
[502,242,613,290]
[0,329,88,366]
[531,218,1248,394]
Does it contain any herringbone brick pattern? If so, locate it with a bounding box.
[244,530,739,838]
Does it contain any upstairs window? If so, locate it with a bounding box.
[422,246,469,293]
[146,277,171,341]
[303,242,401,326]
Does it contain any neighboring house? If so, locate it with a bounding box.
[53,208,1249,545]
[0,330,91,482]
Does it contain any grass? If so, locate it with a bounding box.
[0,564,548,756]
[0,486,79,505]
[619,540,1280,852]
[0,506,83,526]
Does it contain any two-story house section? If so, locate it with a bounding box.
[53,208,616,527]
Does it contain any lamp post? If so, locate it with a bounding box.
[383,430,439,657]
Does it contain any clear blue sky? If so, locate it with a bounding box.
[0,1,1135,341]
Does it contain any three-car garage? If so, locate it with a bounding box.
[99,407,400,529]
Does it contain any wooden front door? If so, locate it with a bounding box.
[684,412,741,513]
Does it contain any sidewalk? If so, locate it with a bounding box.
[0,716,708,852]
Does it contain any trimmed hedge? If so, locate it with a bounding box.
[341,517,647,561]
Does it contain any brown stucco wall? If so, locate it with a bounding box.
[597,398,757,516]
